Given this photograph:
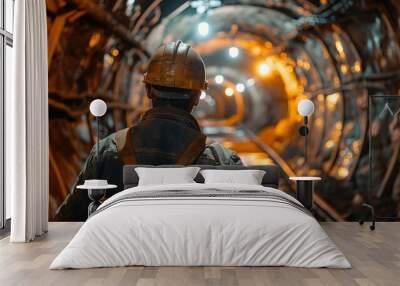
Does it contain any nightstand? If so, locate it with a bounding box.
[77,180,117,216]
[289,177,321,210]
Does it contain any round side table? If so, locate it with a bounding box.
[77,184,117,217]
[289,177,321,210]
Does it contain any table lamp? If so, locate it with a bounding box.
[76,99,114,217]
[89,99,107,177]
[297,99,315,164]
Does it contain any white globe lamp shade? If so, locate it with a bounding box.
[90,99,107,117]
[297,99,315,117]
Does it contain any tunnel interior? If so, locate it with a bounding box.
[47,0,400,221]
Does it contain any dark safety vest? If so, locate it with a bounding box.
[115,107,207,166]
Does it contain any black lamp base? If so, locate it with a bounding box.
[298,125,309,136]
[87,189,106,217]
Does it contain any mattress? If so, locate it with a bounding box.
[50,183,351,269]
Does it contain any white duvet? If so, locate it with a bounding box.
[50,183,351,269]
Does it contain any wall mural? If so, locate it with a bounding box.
[46,0,400,221]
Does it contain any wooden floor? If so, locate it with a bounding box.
[0,222,399,286]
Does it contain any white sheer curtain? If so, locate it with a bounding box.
[8,0,49,242]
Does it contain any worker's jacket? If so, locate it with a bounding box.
[55,106,242,221]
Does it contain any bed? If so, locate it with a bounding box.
[50,165,350,269]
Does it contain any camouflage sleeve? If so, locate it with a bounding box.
[54,146,98,221]
[200,143,243,166]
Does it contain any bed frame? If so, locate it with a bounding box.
[123,165,280,189]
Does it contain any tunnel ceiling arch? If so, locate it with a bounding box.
[47,0,400,221]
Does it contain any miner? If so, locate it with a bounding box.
[55,41,242,221]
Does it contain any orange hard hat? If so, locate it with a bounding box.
[143,41,208,92]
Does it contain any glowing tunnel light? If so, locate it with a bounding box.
[246,78,255,87]
[225,87,234,97]
[197,21,209,37]
[236,83,245,93]
[111,48,119,57]
[215,75,224,84]
[228,46,239,58]
[258,63,271,76]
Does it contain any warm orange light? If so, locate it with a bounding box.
[335,40,345,59]
[251,46,261,56]
[257,63,271,76]
[338,167,349,178]
[105,54,114,65]
[225,87,234,97]
[340,64,349,74]
[111,48,119,57]
[89,32,101,48]
[327,93,340,110]
[353,61,361,73]
[297,59,311,70]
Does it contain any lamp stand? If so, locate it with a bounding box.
[96,116,100,158]
[96,116,100,178]
[298,116,309,165]
[304,116,308,164]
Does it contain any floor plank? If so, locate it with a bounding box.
[0,222,399,286]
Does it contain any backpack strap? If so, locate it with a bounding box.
[115,128,137,165]
[176,135,207,165]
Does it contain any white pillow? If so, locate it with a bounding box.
[135,167,201,186]
[200,169,266,185]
